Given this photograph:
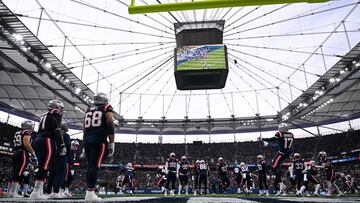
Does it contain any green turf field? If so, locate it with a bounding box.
[177,47,226,71]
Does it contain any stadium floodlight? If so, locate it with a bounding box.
[64,79,70,84]
[329,78,335,83]
[335,77,340,82]
[128,0,330,14]
[12,33,23,41]
[75,87,81,95]
[340,70,345,75]
[45,62,52,69]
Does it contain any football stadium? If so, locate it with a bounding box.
[0,0,360,202]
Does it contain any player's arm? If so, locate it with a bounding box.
[23,135,35,155]
[106,111,115,157]
[51,116,66,155]
[164,161,169,174]
[289,163,294,178]
[176,162,180,175]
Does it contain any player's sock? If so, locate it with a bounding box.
[33,180,44,193]
[6,182,13,197]
[314,184,320,195]
[265,190,269,196]
[30,180,46,199]
[334,183,343,196]
[164,189,168,196]
[178,185,182,195]
[327,182,332,196]
[170,189,175,196]
[299,186,306,195]
[185,185,189,195]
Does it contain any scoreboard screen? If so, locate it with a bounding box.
[175,44,228,71]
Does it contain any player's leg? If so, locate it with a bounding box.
[308,174,320,196]
[131,176,135,194]
[51,155,67,197]
[204,175,208,195]
[45,164,56,195]
[258,175,263,195]
[178,176,183,195]
[8,151,26,198]
[30,138,55,199]
[193,175,198,195]
[272,152,286,195]
[62,163,72,196]
[171,173,176,196]
[85,142,106,201]
[184,175,189,195]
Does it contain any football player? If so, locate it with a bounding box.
[262,123,294,196]
[8,120,35,198]
[30,100,66,199]
[177,156,189,195]
[121,163,135,195]
[256,155,269,196]
[61,139,79,196]
[156,166,167,192]
[164,152,177,196]
[83,92,115,201]
[290,153,306,196]
[217,157,230,195]
[240,162,251,195]
[193,160,200,195]
[233,164,242,194]
[45,123,70,198]
[318,151,343,196]
[198,160,210,195]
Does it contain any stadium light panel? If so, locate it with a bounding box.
[75,87,81,95]
[45,62,51,69]
[12,33,23,41]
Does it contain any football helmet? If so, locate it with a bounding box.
[93,92,108,105]
[240,162,246,167]
[310,160,316,166]
[181,156,187,161]
[278,123,289,132]
[195,160,200,165]
[126,162,132,168]
[257,155,264,161]
[21,120,34,131]
[319,151,327,157]
[218,157,224,162]
[294,153,301,159]
[170,152,176,158]
[200,160,205,164]
[48,100,64,112]
[71,140,79,150]
[61,123,69,132]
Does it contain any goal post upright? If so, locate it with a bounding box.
[128,0,330,14]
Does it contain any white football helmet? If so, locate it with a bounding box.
[278,123,289,132]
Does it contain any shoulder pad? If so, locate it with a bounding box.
[22,130,32,136]
[104,103,113,111]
